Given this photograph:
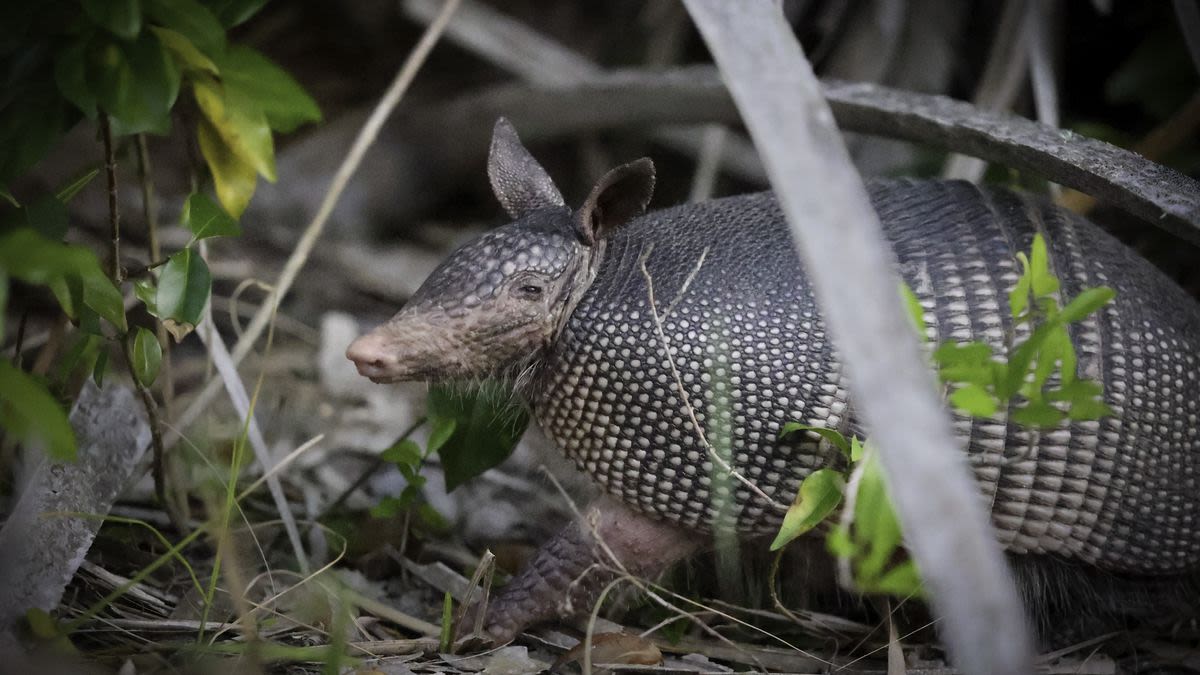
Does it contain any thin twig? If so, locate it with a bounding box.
[168,0,461,450]
[13,310,28,369]
[99,116,180,533]
[99,114,122,282]
[637,246,785,512]
[135,134,175,410]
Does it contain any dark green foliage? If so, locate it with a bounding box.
[0,0,319,468]
[427,383,530,491]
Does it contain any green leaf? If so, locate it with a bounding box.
[134,278,158,316]
[192,74,275,181]
[853,453,904,584]
[55,39,98,118]
[143,0,225,56]
[0,361,76,461]
[80,264,128,333]
[83,0,143,39]
[898,282,927,342]
[0,229,86,284]
[1000,324,1054,399]
[370,496,403,519]
[849,436,866,462]
[25,608,60,640]
[779,422,851,458]
[150,26,218,75]
[381,439,421,467]
[934,341,995,387]
[1011,401,1065,428]
[873,560,922,597]
[0,229,125,332]
[215,45,321,134]
[419,502,450,531]
[156,248,211,330]
[426,417,457,455]
[204,0,269,28]
[1066,398,1113,421]
[770,468,844,551]
[56,168,100,203]
[93,347,109,386]
[1028,234,1059,298]
[1046,379,1104,403]
[91,32,180,135]
[428,382,529,491]
[1009,252,1032,319]
[55,333,101,386]
[826,525,854,557]
[1058,287,1115,325]
[181,191,240,240]
[948,383,997,417]
[0,83,69,187]
[196,115,257,217]
[131,326,162,386]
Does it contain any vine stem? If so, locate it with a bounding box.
[99,116,181,533]
[99,114,121,283]
[135,134,174,411]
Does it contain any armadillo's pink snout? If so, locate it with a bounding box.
[346,333,400,382]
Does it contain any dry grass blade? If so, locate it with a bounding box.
[680,1,1035,673]
[195,310,309,574]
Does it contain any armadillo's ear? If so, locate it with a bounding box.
[488,118,565,219]
[576,158,656,246]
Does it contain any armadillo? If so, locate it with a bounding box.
[346,119,1200,642]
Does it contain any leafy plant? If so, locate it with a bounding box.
[426,382,529,491]
[0,0,319,523]
[935,234,1114,427]
[772,234,1117,598]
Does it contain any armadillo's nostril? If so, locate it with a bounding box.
[346,335,395,374]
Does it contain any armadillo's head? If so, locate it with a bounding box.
[346,118,655,384]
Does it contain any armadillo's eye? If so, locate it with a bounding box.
[517,284,544,299]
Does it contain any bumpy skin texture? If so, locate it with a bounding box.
[463,497,698,642]
[531,179,1200,577]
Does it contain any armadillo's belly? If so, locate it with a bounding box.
[532,180,1200,576]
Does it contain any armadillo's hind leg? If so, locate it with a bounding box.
[459,495,700,643]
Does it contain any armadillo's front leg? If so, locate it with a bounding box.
[465,495,700,642]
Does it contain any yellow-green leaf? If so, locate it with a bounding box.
[192,74,275,181]
[215,45,321,134]
[948,383,997,417]
[898,281,927,342]
[143,0,225,56]
[150,26,218,75]
[196,116,257,217]
[779,422,851,458]
[770,468,844,551]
